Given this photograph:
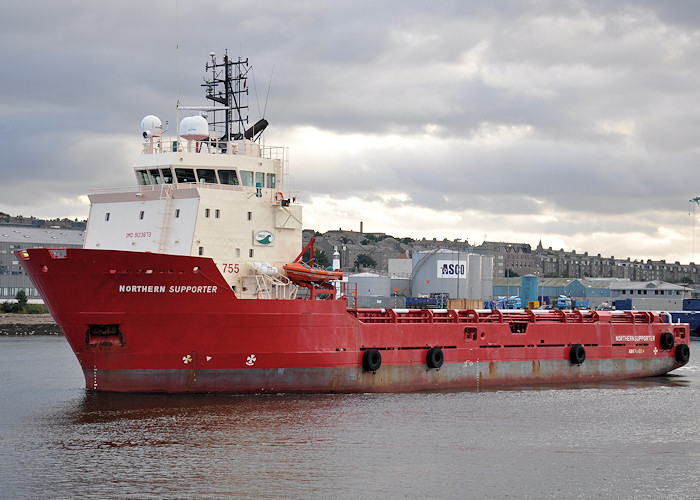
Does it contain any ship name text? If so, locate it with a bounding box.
[615,335,656,342]
[118,285,218,294]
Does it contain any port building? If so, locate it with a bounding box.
[0,226,84,302]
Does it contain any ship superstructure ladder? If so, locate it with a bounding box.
[158,185,175,253]
[253,269,295,299]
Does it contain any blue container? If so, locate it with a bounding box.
[683,298,700,311]
[614,298,632,310]
[521,275,538,308]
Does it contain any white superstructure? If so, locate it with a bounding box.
[83,52,303,299]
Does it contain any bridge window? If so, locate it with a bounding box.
[219,170,239,185]
[137,170,149,185]
[175,168,196,183]
[266,173,276,189]
[162,168,173,184]
[240,170,254,187]
[255,172,264,188]
[149,169,162,184]
[197,169,217,184]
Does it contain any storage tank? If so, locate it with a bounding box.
[467,254,481,299]
[347,272,391,297]
[521,274,539,308]
[480,255,494,300]
[411,250,467,298]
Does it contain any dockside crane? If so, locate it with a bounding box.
[690,197,700,259]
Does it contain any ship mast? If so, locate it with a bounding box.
[204,51,250,142]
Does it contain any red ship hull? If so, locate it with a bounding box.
[17,248,691,393]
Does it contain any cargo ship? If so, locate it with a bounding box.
[17,52,691,393]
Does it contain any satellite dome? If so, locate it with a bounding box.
[179,115,209,141]
[141,115,162,139]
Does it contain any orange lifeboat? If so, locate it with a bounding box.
[283,262,343,285]
[284,237,343,289]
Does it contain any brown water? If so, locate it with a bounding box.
[1,336,698,499]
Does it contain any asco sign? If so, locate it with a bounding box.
[438,260,466,279]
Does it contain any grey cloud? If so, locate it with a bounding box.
[2,0,700,261]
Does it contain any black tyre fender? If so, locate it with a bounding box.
[570,344,586,365]
[362,348,382,372]
[660,332,675,350]
[675,343,690,363]
[427,347,444,369]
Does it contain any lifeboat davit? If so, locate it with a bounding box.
[283,262,343,285]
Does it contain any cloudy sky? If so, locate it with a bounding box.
[2,1,700,263]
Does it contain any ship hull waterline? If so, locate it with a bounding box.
[18,248,690,394]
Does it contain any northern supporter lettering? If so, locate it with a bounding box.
[119,285,217,293]
[615,335,655,342]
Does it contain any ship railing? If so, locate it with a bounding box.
[348,307,667,325]
[141,137,286,161]
[90,183,301,206]
[252,270,294,300]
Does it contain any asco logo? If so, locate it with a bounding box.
[254,230,275,245]
[440,262,465,276]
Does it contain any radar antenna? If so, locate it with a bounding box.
[203,51,267,143]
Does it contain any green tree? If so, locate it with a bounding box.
[15,290,28,311]
[314,250,330,269]
[302,248,330,269]
[354,254,377,271]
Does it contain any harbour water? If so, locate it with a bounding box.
[1,336,698,499]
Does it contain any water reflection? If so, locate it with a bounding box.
[4,338,698,499]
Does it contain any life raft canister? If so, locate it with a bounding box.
[427,347,444,369]
[570,344,586,365]
[675,343,690,363]
[363,348,382,372]
[660,332,675,350]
